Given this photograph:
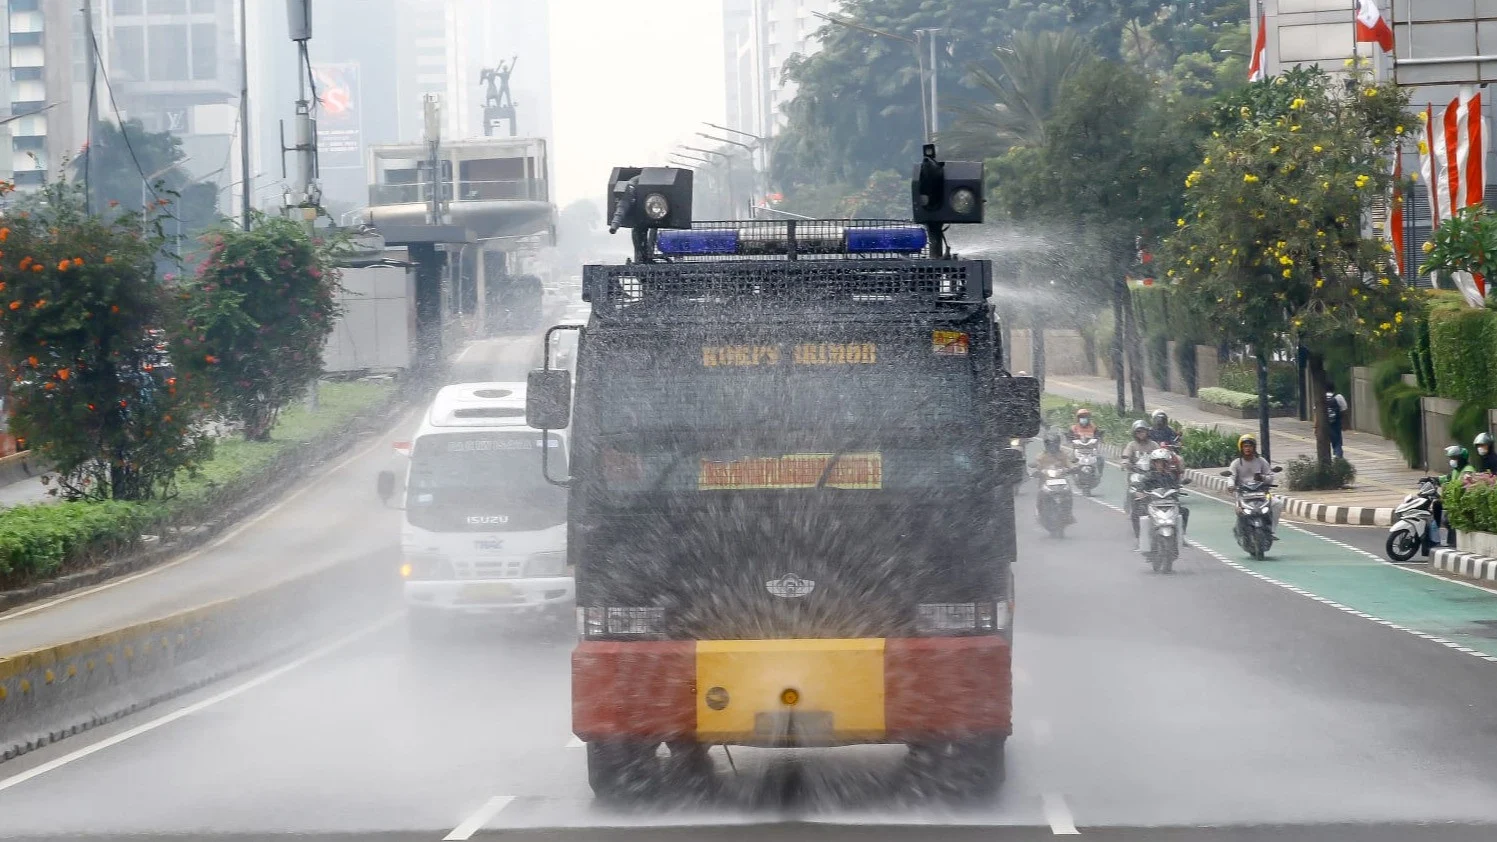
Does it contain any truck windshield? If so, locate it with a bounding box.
[406,431,567,531]
[587,329,983,498]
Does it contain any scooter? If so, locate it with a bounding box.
[1386,476,1443,562]
[1071,437,1102,496]
[1033,465,1076,538]
[1138,484,1188,573]
[1221,466,1284,560]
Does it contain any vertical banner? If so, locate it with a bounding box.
[312,62,363,169]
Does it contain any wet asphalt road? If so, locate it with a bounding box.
[4,339,1497,839]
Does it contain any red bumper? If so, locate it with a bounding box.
[572,635,1012,743]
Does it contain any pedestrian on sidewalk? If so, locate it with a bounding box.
[1474,432,1497,474]
[1325,384,1348,459]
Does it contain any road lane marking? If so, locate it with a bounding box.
[0,412,417,625]
[1042,793,1079,835]
[565,735,584,748]
[0,612,400,795]
[1082,492,1497,664]
[444,795,515,840]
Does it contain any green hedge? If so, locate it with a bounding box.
[1285,455,1356,491]
[1197,386,1281,410]
[1218,361,1298,407]
[1043,395,1236,468]
[1429,307,1497,404]
[1043,399,1149,442]
[1443,473,1497,534]
[0,380,395,586]
[1179,426,1239,468]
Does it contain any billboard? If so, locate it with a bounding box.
[312,62,363,169]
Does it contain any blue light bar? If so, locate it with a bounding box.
[845,226,928,254]
[657,229,740,255]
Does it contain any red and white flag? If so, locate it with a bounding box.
[1355,0,1394,52]
[1423,90,1489,304]
[1248,12,1268,82]
[1390,146,1404,277]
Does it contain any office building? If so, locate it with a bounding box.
[723,0,834,137]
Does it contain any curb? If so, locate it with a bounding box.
[0,548,396,764]
[1091,438,1394,527]
[1430,548,1497,584]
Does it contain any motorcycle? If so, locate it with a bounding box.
[1386,476,1443,562]
[1032,465,1076,537]
[1221,466,1284,560]
[1138,484,1188,573]
[1071,437,1102,496]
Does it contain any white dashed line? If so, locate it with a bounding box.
[1042,792,1080,835]
[444,795,515,841]
[1083,478,1497,665]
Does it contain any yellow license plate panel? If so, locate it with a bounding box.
[695,639,885,742]
[459,583,515,601]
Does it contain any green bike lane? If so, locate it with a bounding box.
[1092,465,1497,662]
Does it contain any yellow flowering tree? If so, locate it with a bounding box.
[1164,66,1414,464]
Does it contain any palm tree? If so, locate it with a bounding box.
[940,30,1093,160]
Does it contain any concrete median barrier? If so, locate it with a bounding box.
[0,548,398,763]
[0,450,46,488]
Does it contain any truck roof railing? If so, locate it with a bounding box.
[647,219,935,262]
[582,255,990,319]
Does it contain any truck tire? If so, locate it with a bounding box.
[587,741,659,803]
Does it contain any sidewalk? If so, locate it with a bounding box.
[1047,375,1421,526]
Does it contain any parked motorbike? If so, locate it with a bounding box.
[1071,437,1102,496]
[1138,484,1188,573]
[1221,466,1284,560]
[1386,476,1443,562]
[1033,465,1076,538]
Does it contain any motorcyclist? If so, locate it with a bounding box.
[1475,433,1497,475]
[1033,430,1076,473]
[1437,444,1475,548]
[1069,409,1100,442]
[1148,409,1181,447]
[1121,420,1152,466]
[1228,433,1278,533]
[1131,447,1187,550]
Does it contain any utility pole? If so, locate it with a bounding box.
[239,0,252,228]
[283,0,319,228]
[82,0,98,213]
[423,94,443,226]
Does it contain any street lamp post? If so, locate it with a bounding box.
[696,133,759,217]
[681,145,740,218]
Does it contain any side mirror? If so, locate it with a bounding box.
[376,470,397,504]
[526,369,572,430]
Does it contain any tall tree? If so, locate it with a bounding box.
[1164,67,1414,464]
[991,60,1207,411]
[78,119,220,244]
[940,29,1092,160]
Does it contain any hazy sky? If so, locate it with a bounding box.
[549,0,727,209]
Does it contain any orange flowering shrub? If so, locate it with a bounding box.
[0,181,211,501]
